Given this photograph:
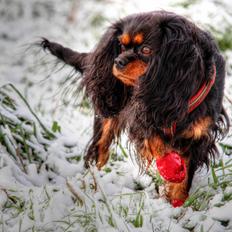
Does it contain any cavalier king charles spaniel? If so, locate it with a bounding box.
[41,11,229,207]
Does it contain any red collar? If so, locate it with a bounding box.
[188,65,216,113]
[163,64,216,137]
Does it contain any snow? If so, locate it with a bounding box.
[0,0,232,231]
[210,201,232,222]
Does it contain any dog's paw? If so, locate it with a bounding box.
[84,147,99,169]
[84,156,96,169]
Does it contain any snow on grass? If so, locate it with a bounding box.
[0,0,232,231]
[0,85,232,231]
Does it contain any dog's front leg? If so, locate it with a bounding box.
[158,117,213,206]
[141,136,189,206]
[84,116,120,169]
[163,157,190,207]
[141,136,167,162]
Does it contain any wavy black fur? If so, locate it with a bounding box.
[40,11,230,192]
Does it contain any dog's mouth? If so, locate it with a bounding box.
[112,60,148,86]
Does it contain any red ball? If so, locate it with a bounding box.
[171,198,186,207]
[156,151,186,183]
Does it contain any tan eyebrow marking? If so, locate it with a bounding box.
[133,33,144,45]
[119,33,131,45]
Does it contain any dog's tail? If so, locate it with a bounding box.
[40,38,89,74]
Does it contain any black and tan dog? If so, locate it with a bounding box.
[41,11,229,206]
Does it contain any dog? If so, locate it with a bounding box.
[41,11,229,207]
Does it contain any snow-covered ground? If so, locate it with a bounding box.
[0,0,232,231]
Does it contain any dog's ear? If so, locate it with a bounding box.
[135,18,206,128]
[83,24,130,117]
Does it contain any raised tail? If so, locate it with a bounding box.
[40,38,89,74]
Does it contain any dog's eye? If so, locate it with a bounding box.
[141,46,152,55]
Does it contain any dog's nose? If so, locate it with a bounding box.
[114,58,127,70]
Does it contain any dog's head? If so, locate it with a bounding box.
[85,11,215,124]
[112,13,164,86]
[112,30,154,86]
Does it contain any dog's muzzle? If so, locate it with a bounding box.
[112,58,148,86]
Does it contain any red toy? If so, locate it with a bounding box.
[156,151,186,183]
[156,152,187,207]
[171,198,186,207]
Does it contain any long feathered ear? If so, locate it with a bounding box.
[134,18,206,129]
[83,24,131,117]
